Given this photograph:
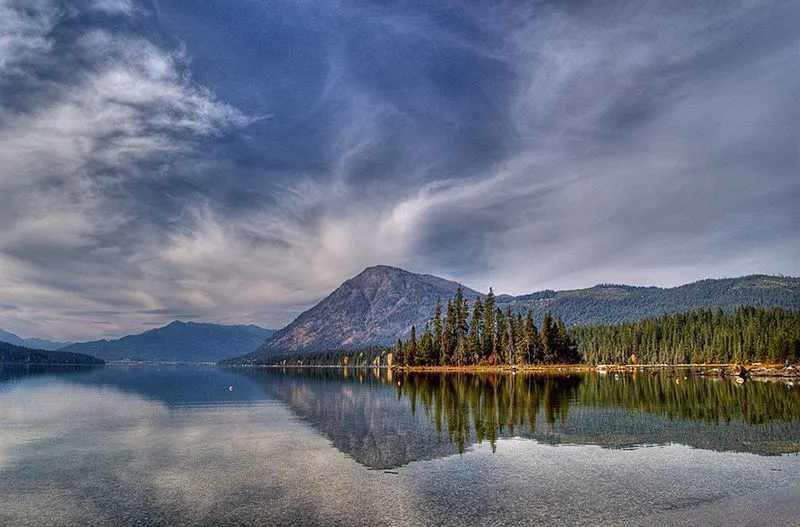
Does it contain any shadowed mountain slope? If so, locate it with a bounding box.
[63,321,276,362]
[239,266,480,360]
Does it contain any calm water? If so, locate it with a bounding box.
[1,365,799,526]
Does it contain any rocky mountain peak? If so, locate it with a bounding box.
[242,266,480,359]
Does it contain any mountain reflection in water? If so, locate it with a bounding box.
[238,368,800,468]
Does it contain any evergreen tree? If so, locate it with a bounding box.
[443,300,454,366]
[504,308,516,365]
[483,288,496,361]
[524,310,542,364]
[433,299,443,365]
[468,297,484,363]
[408,325,417,367]
[496,307,507,364]
[453,287,464,336]
[418,324,433,365]
[541,312,557,364]
[513,312,526,365]
[555,317,578,363]
[454,336,468,366]
[457,297,470,363]
[394,338,404,367]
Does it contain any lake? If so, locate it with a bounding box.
[1,365,798,526]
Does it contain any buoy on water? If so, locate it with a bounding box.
[228,385,234,392]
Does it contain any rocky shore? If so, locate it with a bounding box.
[699,364,799,379]
[396,363,800,379]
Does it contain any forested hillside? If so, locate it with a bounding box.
[248,305,800,368]
[232,268,800,362]
[0,341,104,365]
[501,275,800,326]
[573,307,800,365]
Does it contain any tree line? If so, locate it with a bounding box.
[394,287,579,367]
[253,346,390,367]
[573,306,800,365]
[241,303,800,368]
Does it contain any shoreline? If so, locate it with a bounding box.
[396,363,800,379]
[246,362,800,378]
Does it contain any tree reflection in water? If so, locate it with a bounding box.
[240,368,800,468]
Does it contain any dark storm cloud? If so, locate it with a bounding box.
[0,0,797,340]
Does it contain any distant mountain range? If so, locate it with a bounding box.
[0,329,71,351]
[505,275,800,327]
[0,341,104,365]
[230,266,800,363]
[62,321,276,362]
[6,267,799,364]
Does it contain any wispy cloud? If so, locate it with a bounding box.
[0,0,797,340]
[0,0,58,77]
[0,0,253,339]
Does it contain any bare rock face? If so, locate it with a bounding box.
[249,266,481,359]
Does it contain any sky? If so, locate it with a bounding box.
[1,0,798,341]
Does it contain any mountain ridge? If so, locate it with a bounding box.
[63,321,276,362]
[231,268,800,363]
[0,329,71,351]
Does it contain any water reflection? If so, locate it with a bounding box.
[239,368,800,467]
[0,363,102,384]
[242,367,463,468]
[0,363,266,406]
[2,366,799,526]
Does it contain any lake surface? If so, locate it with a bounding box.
[1,365,799,526]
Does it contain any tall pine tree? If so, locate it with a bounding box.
[408,325,417,367]
[483,288,496,362]
[541,312,557,364]
[468,297,484,364]
[433,299,443,365]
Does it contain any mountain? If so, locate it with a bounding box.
[235,266,481,361]
[62,321,276,362]
[0,329,71,350]
[0,341,104,365]
[0,329,27,347]
[230,267,800,363]
[503,275,800,327]
[20,337,72,350]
